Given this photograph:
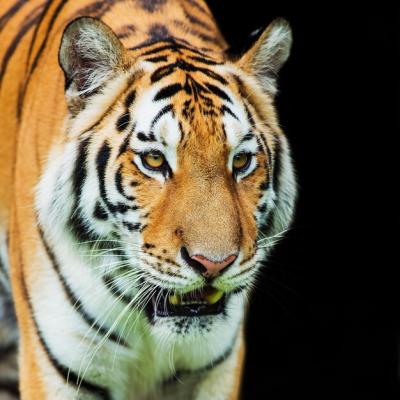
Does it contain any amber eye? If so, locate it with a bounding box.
[233,152,251,172]
[142,151,165,170]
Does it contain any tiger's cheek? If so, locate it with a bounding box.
[236,155,269,257]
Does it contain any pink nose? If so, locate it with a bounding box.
[190,254,237,278]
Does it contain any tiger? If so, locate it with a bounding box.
[0,0,296,399]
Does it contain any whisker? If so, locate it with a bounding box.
[75,280,153,395]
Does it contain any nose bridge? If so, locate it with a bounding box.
[179,173,241,257]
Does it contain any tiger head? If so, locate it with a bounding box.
[51,17,296,341]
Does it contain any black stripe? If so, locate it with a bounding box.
[0,9,42,86]
[238,78,269,130]
[259,180,270,191]
[173,20,220,45]
[97,142,112,197]
[116,112,130,132]
[20,266,111,399]
[124,90,136,108]
[97,142,137,214]
[116,23,136,39]
[154,83,182,101]
[264,136,273,180]
[198,67,228,85]
[123,222,141,232]
[272,138,282,193]
[72,136,91,199]
[221,105,239,120]
[186,0,211,16]
[258,203,267,213]
[0,0,27,32]
[177,121,184,143]
[26,0,53,65]
[187,55,221,65]
[19,0,68,118]
[0,380,19,397]
[74,0,121,19]
[205,83,232,103]
[137,131,156,142]
[0,255,8,277]
[118,131,132,156]
[150,63,177,83]
[257,133,273,183]
[151,59,227,84]
[29,0,66,72]
[69,138,101,242]
[141,43,183,56]
[93,202,108,221]
[69,210,101,243]
[39,228,128,347]
[183,8,213,31]
[140,224,148,232]
[150,104,173,129]
[257,132,266,150]
[259,210,274,234]
[243,102,255,129]
[144,55,168,63]
[240,133,255,143]
[0,342,17,361]
[137,38,212,58]
[162,334,236,386]
[115,165,135,201]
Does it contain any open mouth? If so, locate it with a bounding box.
[146,286,227,318]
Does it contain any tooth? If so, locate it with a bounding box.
[205,289,223,305]
[169,295,180,305]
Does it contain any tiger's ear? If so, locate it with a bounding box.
[59,17,125,98]
[237,18,292,95]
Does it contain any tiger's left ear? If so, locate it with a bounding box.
[59,17,125,98]
[237,18,292,95]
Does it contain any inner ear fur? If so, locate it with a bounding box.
[237,18,292,95]
[59,16,126,98]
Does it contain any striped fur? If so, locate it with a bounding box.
[0,1,296,399]
[0,229,18,399]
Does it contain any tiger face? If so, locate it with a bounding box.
[47,17,296,341]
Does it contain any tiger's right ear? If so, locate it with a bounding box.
[59,17,125,98]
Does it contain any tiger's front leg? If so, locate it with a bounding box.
[158,334,244,400]
[193,336,245,400]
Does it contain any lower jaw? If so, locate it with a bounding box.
[145,286,228,319]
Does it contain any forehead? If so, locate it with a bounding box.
[123,50,252,150]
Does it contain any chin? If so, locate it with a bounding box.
[144,286,246,360]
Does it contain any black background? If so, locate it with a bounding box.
[206,2,397,398]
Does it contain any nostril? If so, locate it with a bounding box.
[180,246,207,275]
